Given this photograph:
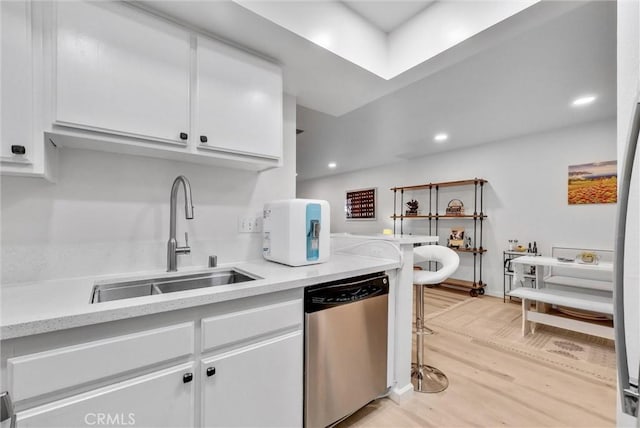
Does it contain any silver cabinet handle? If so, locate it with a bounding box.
[614,99,640,417]
[0,392,16,428]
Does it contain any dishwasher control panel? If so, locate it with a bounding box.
[304,272,388,312]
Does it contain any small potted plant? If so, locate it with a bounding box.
[405,199,419,216]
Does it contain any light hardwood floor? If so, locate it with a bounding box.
[338,287,617,428]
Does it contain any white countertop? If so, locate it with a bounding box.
[331,233,438,245]
[1,254,400,340]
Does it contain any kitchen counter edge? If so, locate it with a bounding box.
[1,254,400,340]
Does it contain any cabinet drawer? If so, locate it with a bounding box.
[8,322,194,402]
[201,299,302,352]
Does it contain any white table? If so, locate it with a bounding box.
[509,256,614,339]
[511,255,613,289]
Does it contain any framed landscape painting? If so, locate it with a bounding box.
[568,161,617,205]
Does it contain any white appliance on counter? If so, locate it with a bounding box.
[263,199,330,266]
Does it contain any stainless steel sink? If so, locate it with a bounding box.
[91,269,260,303]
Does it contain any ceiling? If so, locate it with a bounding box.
[296,1,616,181]
[140,0,577,116]
[341,0,436,33]
[138,1,616,182]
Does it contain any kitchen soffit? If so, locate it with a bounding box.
[233,0,539,80]
[340,0,437,34]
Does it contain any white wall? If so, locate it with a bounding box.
[0,95,296,284]
[297,119,617,297]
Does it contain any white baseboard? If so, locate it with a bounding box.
[484,288,502,298]
[388,383,414,403]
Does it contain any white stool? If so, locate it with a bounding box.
[412,245,460,393]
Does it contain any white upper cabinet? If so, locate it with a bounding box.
[5,0,284,174]
[54,1,191,144]
[196,35,283,160]
[0,0,56,180]
[1,0,33,163]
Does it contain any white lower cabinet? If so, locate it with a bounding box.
[201,331,303,428]
[1,294,304,428]
[16,363,195,428]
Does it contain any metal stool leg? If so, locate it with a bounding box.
[412,283,449,393]
[414,284,434,335]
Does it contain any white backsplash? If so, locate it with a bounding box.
[1,96,296,285]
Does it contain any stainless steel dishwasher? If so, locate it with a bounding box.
[304,272,389,428]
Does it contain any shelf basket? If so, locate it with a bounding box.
[445,199,464,216]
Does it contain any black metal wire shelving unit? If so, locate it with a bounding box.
[391,178,488,297]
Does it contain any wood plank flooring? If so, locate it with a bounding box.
[338,287,616,428]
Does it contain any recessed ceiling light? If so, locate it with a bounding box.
[434,133,449,143]
[312,33,333,49]
[328,162,337,169]
[571,95,597,107]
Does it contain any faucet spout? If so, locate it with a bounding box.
[167,175,194,272]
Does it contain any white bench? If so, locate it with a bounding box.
[508,287,614,340]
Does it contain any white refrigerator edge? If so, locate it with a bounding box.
[616,1,640,426]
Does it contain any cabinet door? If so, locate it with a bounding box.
[1,0,33,164]
[196,35,282,160]
[16,363,195,428]
[55,1,190,144]
[201,332,302,427]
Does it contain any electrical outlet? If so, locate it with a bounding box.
[238,216,251,233]
[238,216,261,233]
[253,216,263,233]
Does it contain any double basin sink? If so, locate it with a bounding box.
[91,268,260,304]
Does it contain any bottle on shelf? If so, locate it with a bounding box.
[527,242,532,253]
[509,239,518,251]
[532,241,538,254]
